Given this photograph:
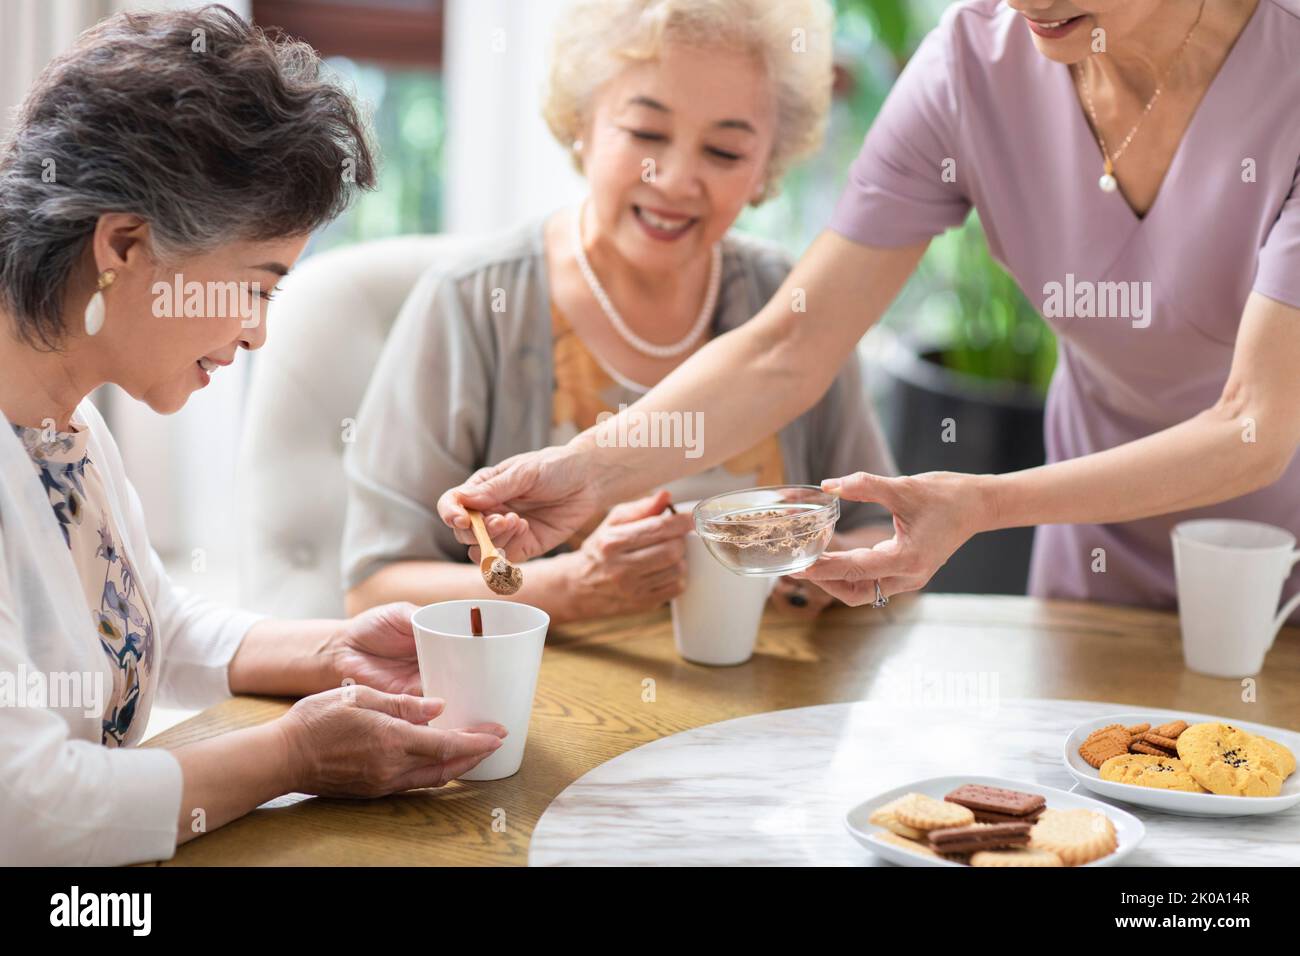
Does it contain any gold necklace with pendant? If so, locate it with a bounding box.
[1074,0,1205,194]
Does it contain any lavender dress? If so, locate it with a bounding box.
[829,0,1300,615]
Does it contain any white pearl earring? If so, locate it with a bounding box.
[84,269,117,337]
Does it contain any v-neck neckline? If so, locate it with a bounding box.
[1059,0,1264,226]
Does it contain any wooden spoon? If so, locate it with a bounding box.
[466,509,523,595]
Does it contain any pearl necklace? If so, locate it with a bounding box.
[1074,0,1204,194]
[570,202,721,359]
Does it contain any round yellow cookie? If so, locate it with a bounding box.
[892,792,975,831]
[1029,808,1117,865]
[1176,722,1284,797]
[1255,735,1296,779]
[868,796,926,839]
[1099,754,1209,792]
[970,847,1064,868]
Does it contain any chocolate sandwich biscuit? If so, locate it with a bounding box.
[943,784,1046,820]
[969,805,1045,825]
[927,822,1031,855]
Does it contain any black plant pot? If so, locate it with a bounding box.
[868,329,1046,595]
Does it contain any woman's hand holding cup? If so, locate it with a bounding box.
[275,684,507,797]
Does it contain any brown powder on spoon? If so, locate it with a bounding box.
[486,556,523,595]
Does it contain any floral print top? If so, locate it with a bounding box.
[12,419,154,747]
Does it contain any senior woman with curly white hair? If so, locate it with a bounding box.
[0,5,507,866]
[342,0,897,622]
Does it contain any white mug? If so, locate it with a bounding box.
[671,528,776,666]
[411,600,549,780]
[1171,519,1300,677]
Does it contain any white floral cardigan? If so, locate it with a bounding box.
[0,398,262,865]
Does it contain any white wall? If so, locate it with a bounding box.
[441,0,586,234]
[1,2,89,130]
[1,0,252,131]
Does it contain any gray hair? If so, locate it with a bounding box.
[0,3,376,349]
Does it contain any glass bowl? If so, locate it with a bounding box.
[692,484,839,576]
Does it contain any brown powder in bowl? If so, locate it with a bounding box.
[711,507,833,556]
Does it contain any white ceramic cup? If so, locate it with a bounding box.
[1171,519,1300,677]
[411,599,549,780]
[671,523,776,667]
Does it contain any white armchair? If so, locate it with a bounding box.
[236,235,462,618]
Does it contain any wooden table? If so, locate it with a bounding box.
[141,594,1300,865]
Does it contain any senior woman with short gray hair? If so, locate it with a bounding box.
[0,4,505,865]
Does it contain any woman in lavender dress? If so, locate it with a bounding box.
[436,0,1300,616]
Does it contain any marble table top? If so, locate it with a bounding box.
[528,699,1300,866]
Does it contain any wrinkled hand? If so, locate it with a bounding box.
[328,602,424,696]
[437,445,601,562]
[566,490,693,618]
[278,684,507,797]
[789,470,988,605]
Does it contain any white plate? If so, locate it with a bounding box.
[843,774,1144,867]
[1064,709,1300,817]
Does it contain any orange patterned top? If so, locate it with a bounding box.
[550,302,785,546]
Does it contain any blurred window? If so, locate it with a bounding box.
[251,0,445,251]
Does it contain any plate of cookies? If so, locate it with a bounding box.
[844,776,1144,867]
[1065,710,1300,816]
